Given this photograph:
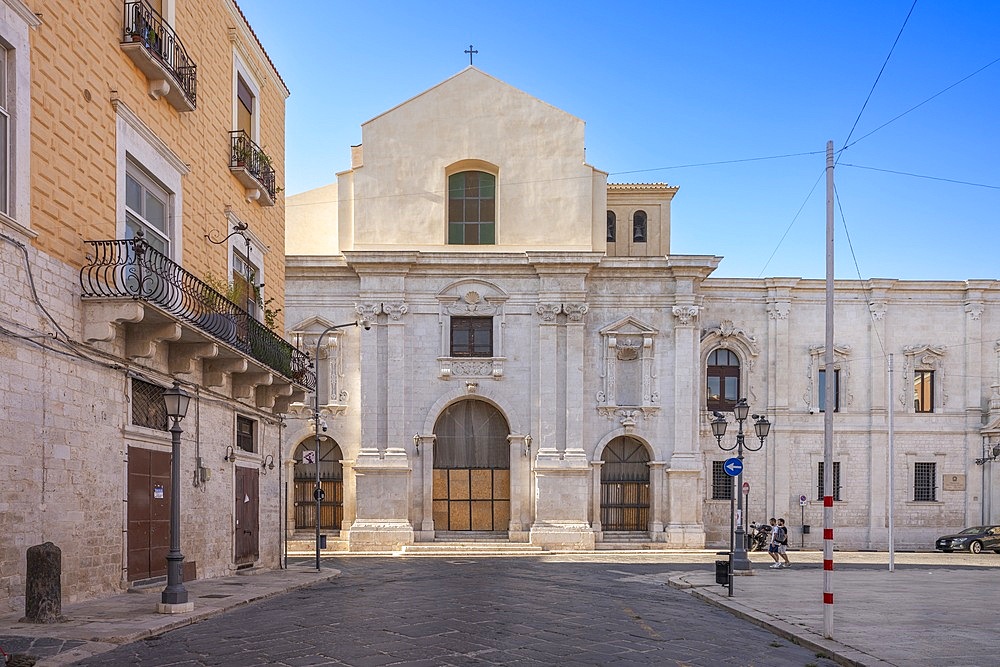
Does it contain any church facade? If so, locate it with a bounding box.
[284,68,1000,552]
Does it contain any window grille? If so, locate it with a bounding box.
[914,462,936,501]
[712,460,733,500]
[818,368,840,412]
[817,461,842,501]
[131,379,167,431]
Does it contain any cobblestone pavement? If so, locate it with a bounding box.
[70,558,838,666]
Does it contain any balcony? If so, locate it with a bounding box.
[81,234,313,411]
[229,131,277,206]
[120,0,197,112]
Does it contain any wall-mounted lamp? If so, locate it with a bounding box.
[224,445,237,463]
[975,441,1000,466]
[261,454,275,473]
[413,434,420,454]
[523,434,532,457]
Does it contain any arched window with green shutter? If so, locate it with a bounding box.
[448,171,496,244]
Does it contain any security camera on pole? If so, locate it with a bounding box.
[711,399,771,576]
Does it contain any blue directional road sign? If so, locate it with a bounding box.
[723,457,743,476]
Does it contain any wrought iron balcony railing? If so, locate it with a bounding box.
[81,233,314,390]
[122,0,197,108]
[230,131,277,203]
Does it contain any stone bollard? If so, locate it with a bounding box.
[22,542,65,624]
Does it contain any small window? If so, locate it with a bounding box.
[450,317,493,357]
[125,166,170,256]
[712,461,733,500]
[606,211,616,242]
[913,461,936,501]
[237,75,254,136]
[632,210,647,243]
[131,379,167,431]
[232,246,258,317]
[914,370,934,413]
[448,171,496,245]
[817,461,841,501]
[707,349,740,412]
[818,368,840,412]
[236,415,256,453]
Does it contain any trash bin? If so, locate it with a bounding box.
[319,535,327,549]
[715,551,730,586]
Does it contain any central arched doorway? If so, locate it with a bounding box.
[600,437,650,531]
[293,439,343,531]
[432,399,510,531]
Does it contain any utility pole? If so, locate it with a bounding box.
[823,140,835,639]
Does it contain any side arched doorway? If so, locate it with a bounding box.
[600,437,650,531]
[432,399,510,531]
[293,439,343,531]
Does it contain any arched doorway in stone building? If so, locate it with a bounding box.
[432,399,510,531]
[292,438,343,531]
[600,437,650,531]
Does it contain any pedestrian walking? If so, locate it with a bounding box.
[767,518,781,568]
[777,518,791,568]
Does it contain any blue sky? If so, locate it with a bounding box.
[237,1,999,281]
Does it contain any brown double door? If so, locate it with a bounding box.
[127,447,171,582]
[433,468,510,531]
[234,466,259,566]
[432,399,511,532]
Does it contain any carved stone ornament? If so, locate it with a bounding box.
[966,302,984,321]
[672,305,699,325]
[767,303,790,320]
[563,303,589,322]
[356,303,380,323]
[536,303,561,322]
[383,302,408,321]
[465,381,479,394]
[869,302,887,321]
[616,339,641,361]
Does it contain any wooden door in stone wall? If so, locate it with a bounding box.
[600,437,650,531]
[127,447,171,582]
[234,466,259,565]
[432,399,510,531]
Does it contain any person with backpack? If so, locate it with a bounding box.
[776,518,791,568]
[767,517,781,568]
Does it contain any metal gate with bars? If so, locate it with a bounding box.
[600,437,650,531]
[293,440,343,530]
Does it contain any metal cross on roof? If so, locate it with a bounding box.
[465,44,478,65]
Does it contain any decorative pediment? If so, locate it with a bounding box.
[437,278,509,316]
[702,320,760,357]
[902,344,946,368]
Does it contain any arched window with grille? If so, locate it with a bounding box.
[707,349,740,412]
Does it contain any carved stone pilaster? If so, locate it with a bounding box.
[383,302,408,321]
[966,302,984,321]
[563,303,589,322]
[671,305,699,325]
[536,303,561,322]
[356,302,381,323]
[767,303,790,320]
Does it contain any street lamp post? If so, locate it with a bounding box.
[312,318,370,571]
[160,380,192,611]
[711,399,770,575]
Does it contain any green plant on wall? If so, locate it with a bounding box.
[202,272,282,333]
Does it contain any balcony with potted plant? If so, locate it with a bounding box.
[229,130,277,206]
[120,0,197,111]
